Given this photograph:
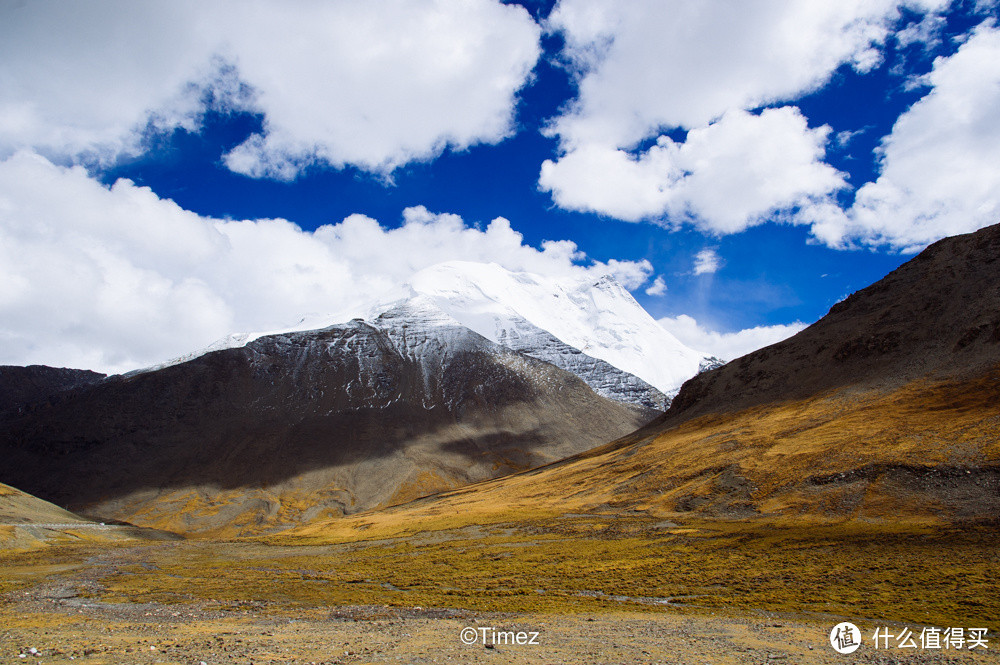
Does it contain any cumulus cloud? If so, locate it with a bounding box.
[808,23,1000,251]
[541,107,845,231]
[0,152,652,374]
[546,0,936,147]
[657,314,806,362]
[644,276,668,296]
[692,249,723,275]
[0,0,540,176]
[540,0,949,235]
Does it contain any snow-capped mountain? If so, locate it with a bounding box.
[410,261,719,397]
[138,261,720,407]
[0,262,726,534]
[490,314,669,410]
[1,293,652,535]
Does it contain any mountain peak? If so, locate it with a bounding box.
[135,261,715,404]
[410,261,713,395]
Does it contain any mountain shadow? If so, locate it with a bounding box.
[356,224,1000,525]
[0,300,653,535]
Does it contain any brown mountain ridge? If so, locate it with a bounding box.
[0,299,653,536]
[665,222,1000,423]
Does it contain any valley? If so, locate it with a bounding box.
[5,3,1000,662]
[3,516,997,664]
[2,227,999,662]
[2,368,997,662]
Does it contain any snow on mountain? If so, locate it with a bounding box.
[409,261,716,396]
[126,308,388,377]
[133,261,717,405]
[489,315,669,410]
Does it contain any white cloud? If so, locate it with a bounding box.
[0,151,652,374]
[540,0,949,235]
[599,258,654,290]
[0,0,541,176]
[895,12,947,50]
[834,128,868,148]
[644,276,668,296]
[540,107,845,232]
[547,0,932,147]
[658,314,806,362]
[692,249,723,276]
[808,23,1000,251]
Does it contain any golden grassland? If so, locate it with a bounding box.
[1,516,996,634]
[283,371,1000,546]
[0,372,997,645]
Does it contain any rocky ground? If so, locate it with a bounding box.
[4,588,997,664]
[1,535,997,665]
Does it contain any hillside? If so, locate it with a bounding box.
[663,223,1000,422]
[0,482,92,525]
[0,482,178,550]
[0,365,105,415]
[293,224,1000,534]
[0,298,651,536]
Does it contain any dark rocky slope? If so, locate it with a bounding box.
[662,223,1000,425]
[0,299,651,535]
[0,365,105,415]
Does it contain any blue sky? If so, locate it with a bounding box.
[1,0,999,372]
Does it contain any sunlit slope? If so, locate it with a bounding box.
[0,482,91,525]
[0,482,92,549]
[292,224,1000,540]
[0,482,173,550]
[287,369,999,543]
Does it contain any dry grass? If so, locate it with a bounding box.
[2,373,996,645]
[282,371,1000,546]
[45,517,991,632]
[128,371,995,629]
